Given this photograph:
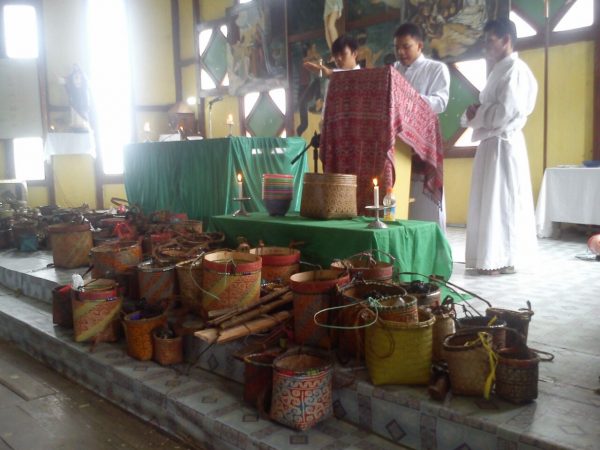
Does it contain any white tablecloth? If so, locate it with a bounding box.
[535,167,600,237]
[44,132,96,160]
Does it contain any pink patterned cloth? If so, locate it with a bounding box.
[320,66,443,213]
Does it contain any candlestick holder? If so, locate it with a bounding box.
[365,205,389,229]
[227,123,234,137]
[232,196,251,216]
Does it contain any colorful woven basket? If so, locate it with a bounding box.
[290,270,350,349]
[270,351,333,431]
[201,250,262,317]
[137,260,176,308]
[250,246,300,284]
[71,279,122,343]
[123,311,167,361]
[262,173,294,216]
[365,309,435,385]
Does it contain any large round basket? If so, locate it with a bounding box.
[300,173,357,219]
[250,246,300,284]
[201,251,262,317]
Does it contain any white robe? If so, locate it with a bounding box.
[463,52,538,271]
[394,54,450,230]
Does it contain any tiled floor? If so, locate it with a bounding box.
[0,226,598,450]
[0,338,197,450]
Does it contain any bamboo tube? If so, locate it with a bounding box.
[207,286,290,324]
[219,292,293,329]
[195,310,292,344]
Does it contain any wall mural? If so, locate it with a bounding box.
[226,0,288,96]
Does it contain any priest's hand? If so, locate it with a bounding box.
[303,61,333,78]
[466,103,480,121]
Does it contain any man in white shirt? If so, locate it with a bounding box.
[462,18,538,275]
[393,23,450,231]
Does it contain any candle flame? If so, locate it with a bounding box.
[373,178,378,187]
[237,173,242,182]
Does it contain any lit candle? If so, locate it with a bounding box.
[226,114,234,126]
[373,178,379,206]
[143,122,151,132]
[237,173,243,198]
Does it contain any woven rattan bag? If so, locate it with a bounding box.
[365,309,435,385]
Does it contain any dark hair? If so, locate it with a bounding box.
[331,35,358,55]
[394,23,423,42]
[483,18,517,45]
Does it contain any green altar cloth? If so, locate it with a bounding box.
[209,213,453,281]
[123,137,308,225]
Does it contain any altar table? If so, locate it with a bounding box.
[209,213,453,281]
[123,137,308,225]
[535,167,600,238]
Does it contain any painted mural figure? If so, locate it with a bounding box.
[324,0,343,52]
[355,29,383,68]
[428,0,488,58]
[296,42,325,135]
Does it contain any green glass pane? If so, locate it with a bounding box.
[439,73,479,142]
[513,0,567,29]
[204,31,228,84]
[247,95,284,137]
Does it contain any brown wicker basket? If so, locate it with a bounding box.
[152,331,183,366]
[495,347,539,404]
[300,173,357,219]
[486,303,534,347]
[443,331,495,397]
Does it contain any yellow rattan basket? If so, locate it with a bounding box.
[365,309,435,385]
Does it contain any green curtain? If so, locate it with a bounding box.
[123,137,308,224]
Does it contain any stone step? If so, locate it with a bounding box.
[0,251,593,450]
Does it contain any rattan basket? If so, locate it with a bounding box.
[300,173,357,219]
[365,309,435,385]
[443,331,494,397]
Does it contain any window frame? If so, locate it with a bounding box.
[0,0,53,192]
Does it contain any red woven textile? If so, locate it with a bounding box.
[320,66,443,213]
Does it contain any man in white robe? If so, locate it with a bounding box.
[462,18,538,274]
[393,23,450,231]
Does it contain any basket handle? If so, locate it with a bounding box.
[313,301,379,331]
